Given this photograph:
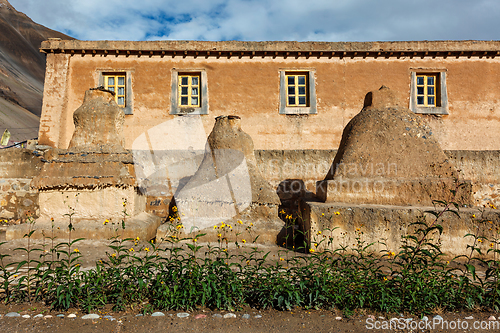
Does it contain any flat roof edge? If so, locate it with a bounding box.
[40,39,500,53]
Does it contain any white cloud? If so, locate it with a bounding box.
[8,0,500,41]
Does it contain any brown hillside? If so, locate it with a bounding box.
[0,0,73,116]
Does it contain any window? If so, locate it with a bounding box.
[279,70,316,114]
[416,74,437,107]
[171,70,208,115]
[410,71,448,115]
[99,71,133,114]
[286,73,308,107]
[104,74,126,107]
[178,74,200,107]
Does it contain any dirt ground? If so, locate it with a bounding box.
[0,303,499,333]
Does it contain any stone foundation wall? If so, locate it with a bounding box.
[0,178,39,220]
[0,149,42,220]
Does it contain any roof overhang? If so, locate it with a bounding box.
[40,39,500,59]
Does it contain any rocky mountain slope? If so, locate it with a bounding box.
[0,0,73,142]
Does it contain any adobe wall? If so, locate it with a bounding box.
[39,49,500,151]
[138,149,500,213]
[0,149,42,220]
[0,148,498,221]
[256,149,500,208]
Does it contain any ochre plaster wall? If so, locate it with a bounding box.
[39,53,500,151]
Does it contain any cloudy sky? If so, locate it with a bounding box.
[9,0,500,41]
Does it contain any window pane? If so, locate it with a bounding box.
[417,87,424,95]
[181,97,188,105]
[298,76,306,85]
[298,86,306,95]
[192,87,198,95]
[181,87,188,95]
[288,86,295,95]
[118,77,125,85]
[417,77,424,85]
[288,96,295,105]
[287,76,295,85]
[117,97,125,105]
[428,97,435,105]
[118,87,125,95]
[108,87,114,92]
[108,77,114,86]
[427,76,434,85]
[298,96,306,105]
[181,77,188,85]
[417,96,424,105]
[427,87,434,95]
[191,97,198,105]
[191,77,199,85]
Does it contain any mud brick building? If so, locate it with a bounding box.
[38,39,500,151]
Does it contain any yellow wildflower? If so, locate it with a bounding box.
[472,214,476,218]
[217,233,222,238]
[172,206,178,212]
[13,274,18,278]
[73,248,79,253]
[111,253,116,258]
[335,211,340,215]
[491,243,495,248]
[103,219,109,225]
[192,238,197,242]
[478,239,483,243]
[213,225,218,230]
[314,243,318,248]
[237,220,243,224]
[309,248,315,253]
[176,224,183,230]
[317,231,322,235]
[145,247,150,252]
[356,228,360,232]
[250,223,253,226]
[383,277,387,281]
[129,247,134,252]
[242,239,246,244]
[279,209,285,214]
[280,257,284,261]
[321,213,325,217]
